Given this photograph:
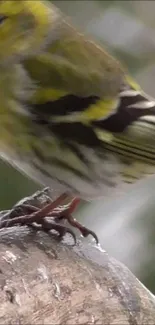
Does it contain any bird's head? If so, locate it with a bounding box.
[0,0,60,65]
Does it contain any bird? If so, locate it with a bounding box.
[0,0,155,243]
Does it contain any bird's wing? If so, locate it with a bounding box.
[22,2,155,149]
[22,9,125,124]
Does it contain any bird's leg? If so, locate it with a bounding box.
[26,194,99,243]
[0,193,77,243]
[49,197,99,243]
[0,192,98,244]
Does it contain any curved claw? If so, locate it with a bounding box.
[59,227,77,245]
[59,212,99,244]
[79,226,99,244]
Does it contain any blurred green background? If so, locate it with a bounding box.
[1,0,155,294]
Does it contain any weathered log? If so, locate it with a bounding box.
[0,190,155,324]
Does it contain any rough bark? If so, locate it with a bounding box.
[0,190,155,324]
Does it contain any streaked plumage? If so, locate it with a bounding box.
[0,0,155,204]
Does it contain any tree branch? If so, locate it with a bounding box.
[0,189,155,324]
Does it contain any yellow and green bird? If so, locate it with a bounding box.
[0,0,155,242]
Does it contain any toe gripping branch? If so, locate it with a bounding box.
[0,189,99,245]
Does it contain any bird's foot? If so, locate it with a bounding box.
[0,191,99,245]
[28,217,77,244]
[50,197,99,244]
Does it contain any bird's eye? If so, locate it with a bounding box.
[0,15,8,25]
